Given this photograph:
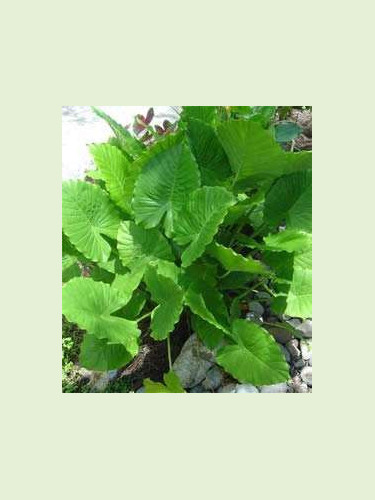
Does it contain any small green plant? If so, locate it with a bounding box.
[62,106,311,390]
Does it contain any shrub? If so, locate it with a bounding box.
[62,106,312,390]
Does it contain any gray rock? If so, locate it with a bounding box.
[136,386,146,393]
[300,340,312,361]
[259,383,288,393]
[279,344,291,363]
[172,334,214,388]
[245,313,263,324]
[286,318,302,328]
[255,292,272,302]
[267,326,292,345]
[286,339,301,359]
[202,366,223,391]
[248,301,265,318]
[90,370,118,392]
[308,354,312,366]
[236,384,259,393]
[189,384,206,393]
[301,366,312,386]
[77,367,93,381]
[295,382,309,393]
[218,384,237,393]
[293,358,305,369]
[296,320,312,338]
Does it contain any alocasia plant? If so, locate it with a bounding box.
[62,106,312,390]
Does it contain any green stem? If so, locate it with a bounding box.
[138,311,152,322]
[261,283,276,297]
[167,336,172,371]
[218,270,231,280]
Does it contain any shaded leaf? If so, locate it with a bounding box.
[264,170,312,232]
[80,334,133,371]
[144,371,185,393]
[274,121,303,142]
[217,121,311,188]
[186,118,232,185]
[191,315,224,349]
[117,221,173,267]
[144,266,184,340]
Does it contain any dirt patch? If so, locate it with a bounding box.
[118,314,192,390]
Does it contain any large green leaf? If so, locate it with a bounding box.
[186,118,231,185]
[144,265,184,340]
[62,278,140,356]
[117,221,173,267]
[274,121,303,142]
[207,242,268,274]
[90,143,141,214]
[264,170,312,231]
[173,186,236,267]
[62,232,85,282]
[132,135,200,233]
[184,283,230,335]
[217,121,311,188]
[144,371,185,393]
[191,315,224,349]
[114,290,147,320]
[264,229,312,253]
[181,106,217,124]
[111,260,146,303]
[62,181,121,263]
[216,320,290,385]
[92,107,144,159]
[79,334,133,371]
[286,246,312,318]
[264,230,312,318]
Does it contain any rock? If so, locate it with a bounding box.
[286,339,301,359]
[77,367,92,382]
[267,315,279,323]
[259,383,288,393]
[301,366,312,386]
[218,384,237,393]
[279,344,291,363]
[267,326,292,345]
[136,386,146,393]
[189,384,206,393]
[90,370,117,392]
[296,320,312,338]
[295,382,309,393]
[172,334,214,388]
[308,354,312,366]
[245,313,263,324]
[248,301,265,318]
[300,340,312,361]
[255,292,272,302]
[286,318,302,328]
[236,384,259,393]
[293,358,305,369]
[202,366,223,391]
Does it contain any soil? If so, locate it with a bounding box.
[118,314,192,390]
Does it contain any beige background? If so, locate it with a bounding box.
[2,0,373,499]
